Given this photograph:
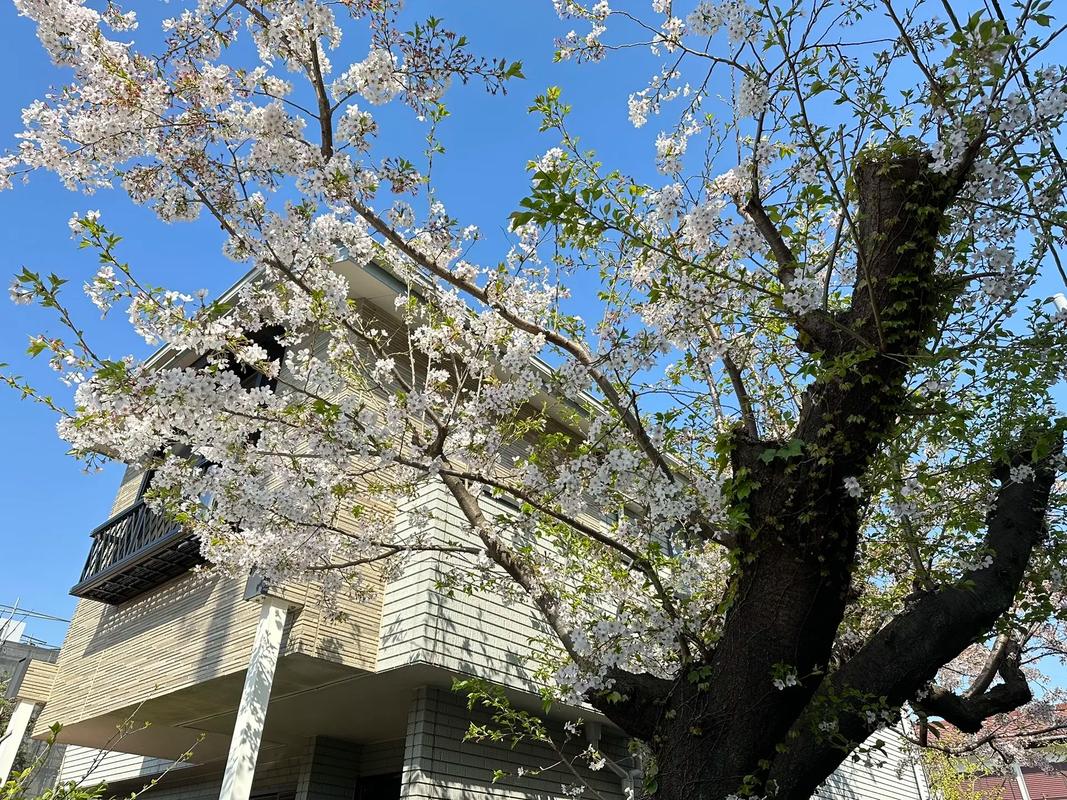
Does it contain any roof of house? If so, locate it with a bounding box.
[970,766,1067,800]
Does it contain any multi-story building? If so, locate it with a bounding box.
[2,261,932,800]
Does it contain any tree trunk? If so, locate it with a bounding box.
[589,144,1058,800]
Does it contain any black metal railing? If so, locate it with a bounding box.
[70,500,203,604]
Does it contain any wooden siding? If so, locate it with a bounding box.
[110,465,146,518]
[377,484,555,694]
[99,754,305,800]
[15,660,56,703]
[36,570,381,737]
[358,739,404,777]
[59,737,403,796]
[295,737,358,800]
[39,572,263,735]
[286,578,382,670]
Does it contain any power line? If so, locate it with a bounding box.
[0,603,69,623]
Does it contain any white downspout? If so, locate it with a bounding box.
[585,721,642,799]
[898,714,931,800]
[217,584,290,800]
[1012,764,1032,800]
[910,754,932,800]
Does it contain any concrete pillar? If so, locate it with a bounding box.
[218,595,289,800]
[0,699,35,785]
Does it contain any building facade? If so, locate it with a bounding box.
[3,263,932,800]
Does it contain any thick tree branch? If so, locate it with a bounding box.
[915,639,1032,733]
[722,353,759,438]
[742,194,837,352]
[765,432,1059,796]
[308,37,334,160]
[744,195,797,285]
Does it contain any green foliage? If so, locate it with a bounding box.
[1,725,105,800]
[758,438,806,463]
[2,712,202,800]
[922,751,1002,800]
[454,678,553,749]
[452,678,602,795]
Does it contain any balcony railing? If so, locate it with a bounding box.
[70,500,204,605]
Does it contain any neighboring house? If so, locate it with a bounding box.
[2,261,932,800]
[1,636,64,794]
[934,702,1067,800]
[971,765,1067,799]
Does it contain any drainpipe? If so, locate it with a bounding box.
[909,753,931,800]
[585,721,642,799]
[217,576,292,800]
[897,716,931,800]
[1012,764,1032,800]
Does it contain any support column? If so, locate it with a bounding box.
[295,737,360,800]
[0,699,35,785]
[399,687,435,800]
[218,594,289,800]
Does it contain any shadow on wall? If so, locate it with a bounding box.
[377,498,553,694]
[83,572,247,685]
[437,582,549,688]
[315,635,343,663]
[85,572,230,656]
[813,740,923,800]
[72,572,251,723]
[379,560,551,693]
[814,774,864,800]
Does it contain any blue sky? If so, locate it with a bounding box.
[0,1,661,644]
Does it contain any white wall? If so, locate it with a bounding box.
[816,728,928,800]
[57,745,180,785]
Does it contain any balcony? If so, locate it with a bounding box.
[70,500,204,605]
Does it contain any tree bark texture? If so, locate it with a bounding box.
[587,147,1059,800]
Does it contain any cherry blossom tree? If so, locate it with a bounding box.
[3,0,1067,798]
